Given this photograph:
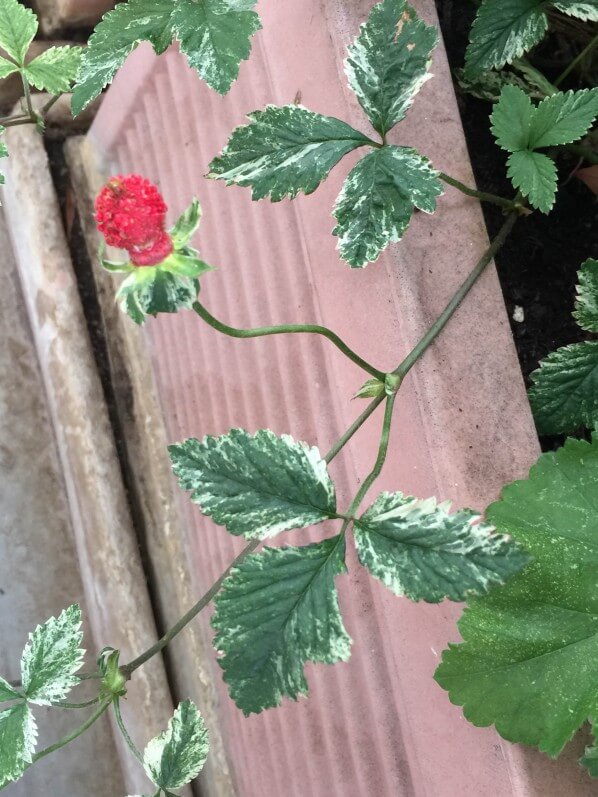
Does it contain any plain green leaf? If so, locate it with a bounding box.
[169,429,336,540]
[354,492,531,603]
[344,0,438,136]
[464,0,547,78]
[207,104,372,201]
[212,535,351,714]
[332,144,442,268]
[170,0,261,95]
[490,84,534,152]
[71,0,175,116]
[21,604,84,706]
[0,677,19,702]
[581,723,598,777]
[435,435,598,757]
[553,1,598,20]
[0,0,37,65]
[24,45,83,94]
[574,258,598,333]
[506,149,557,213]
[528,341,598,435]
[0,702,36,788]
[528,88,598,149]
[0,55,17,79]
[143,700,209,789]
[170,199,202,249]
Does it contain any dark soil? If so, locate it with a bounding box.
[435,1,598,449]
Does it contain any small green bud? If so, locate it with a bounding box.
[384,372,402,395]
[98,647,127,698]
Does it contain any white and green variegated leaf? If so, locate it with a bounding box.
[553,1,598,21]
[581,723,598,777]
[464,0,547,78]
[528,341,598,435]
[170,199,202,249]
[170,0,261,95]
[490,85,534,152]
[0,702,36,788]
[20,604,84,706]
[207,105,372,201]
[344,0,438,136]
[354,492,530,602]
[332,144,442,268]
[24,45,83,94]
[574,259,598,333]
[212,535,351,714]
[0,677,20,702]
[528,89,598,149]
[169,429,336,540]
[72,0,174,116]
[0,55,17,79]
[0,0,37,65]
[507,149,557,213]
[143,700,209,790]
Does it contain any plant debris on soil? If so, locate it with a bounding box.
[435,1,598,449]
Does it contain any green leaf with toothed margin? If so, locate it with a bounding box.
[553,1,598,21]
[435,435,598,759]
[169,429,336,540]
[344,0,438,136]
[528,89,598,149]
[0,0,37,65]
[354,492,531,602]
[207,104,372,201]
[574,259,598,334]
[0,702,36,788]
[507,150,557,213]
[24,45,83,94]
[0,677,19,703]
[212,535,351,714]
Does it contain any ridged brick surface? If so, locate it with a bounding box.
[88,0,592,793]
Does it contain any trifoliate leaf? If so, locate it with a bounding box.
[553,1,598,20]
[170,199,202,249]
[490,84,533,152]
[169,0,261,95]
[72,0,174,116]
[464,0,547,78]
[528,341,598,435]
[169,429,336,540]
[574,258,598,333]
[455,65,546,104]
[143,700,209,790]
[354,492,530,602]
[332,145,442,268]
[435,435,598,757]
[506,149,557,213]
[207,105,372,201]
[0,677,19,702]
[24,45,83,94]
[344,0,438,136]
[528,89,598,149]
[0,702,36,788]
[21,604,84,706]
[0,0,37,65]
[581,724,598,777]
[212,535,351,714]
[0,55,17,80]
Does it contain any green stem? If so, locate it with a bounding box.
[19,72,34,120]
[439,172,520,210]
[192,301,385,381]
[113,697,143,763]
[394,211,518,379]
[324,394,385,464]
[555,33,598,87]
[32,700,112,763]
[51,698,100,709]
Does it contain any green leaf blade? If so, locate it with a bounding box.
[345,0,438,136]
[553,1,598,21]
[528,88,598,149]
[207,105,372,201]
[435,436,598,756]
[332,145,442,268]
[71,0,175,116]
[0,0,37,65]
[21,604,84,706]
[574,258,598,333]
[490,84,534,152]
[0,677,20,703]
[212,535,351,715]
[507,149,557,213]
[170,0,261,95]
[528,341,598,435]
[24,45,83,94]
[581,723,598,777]
[143,700,209,790]
[0,54,17,79]
[0,702,36,788]
[170,199,202,249]
[464,0,547,78]
[355,492,530,602]
[169,429,336,540]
